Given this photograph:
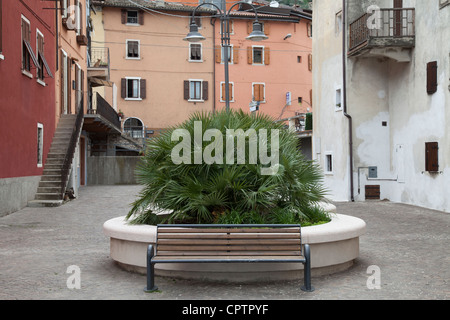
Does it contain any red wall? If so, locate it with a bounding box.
[0,0,56,179]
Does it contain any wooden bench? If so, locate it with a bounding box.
[145,224,314,292]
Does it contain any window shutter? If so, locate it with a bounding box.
[254,84,264,102]
[0,0,3,53]
[308,54,312,71]
[425,142,439,172]
[183,80,189,100]
[121,10,127,24]
[215,45,221,63]
[121,78,126,98]
[310,89,313,107]
[60,50,65,112]
[264,23,270,35]
[138,10,144,25]
[264,47,270,65]
[247,46,252,64]
[221,83,226,101]
[233,46,239,64]
[67,57,71,113]
[140,79,146,99]
[202,81,208,101]
[247,21,252,34]
[427,61,437,94]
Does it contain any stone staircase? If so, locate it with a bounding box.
[28,114,80,207]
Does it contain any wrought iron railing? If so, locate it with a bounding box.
[88,93,121,129]
[60,98,84,197]
[349,8,415,52]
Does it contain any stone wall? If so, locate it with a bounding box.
[87,156,142,185]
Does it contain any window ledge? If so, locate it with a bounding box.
[125,97,142,101]
[189,60,204,63]
[188,99,205,103]
[37,79,46,87]
[126,57,141,60]
[126,23,140,27]
[22,70,33,79]
[0,54,4,61]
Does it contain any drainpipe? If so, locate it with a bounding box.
[342,0,355,202]
[210,17,216,114]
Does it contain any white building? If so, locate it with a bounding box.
[312,0,450,212]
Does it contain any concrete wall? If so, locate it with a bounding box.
[313,0,450,212]
[87,156,142,185]
[0,176,41,217]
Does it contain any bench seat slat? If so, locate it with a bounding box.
[157,245,301,251]
[157,239,300,245]
[158,233,300,239]
[155,250,302,256]
[157,228,300,234]
[152,255,305,262]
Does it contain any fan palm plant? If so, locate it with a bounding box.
[126,109,328,225]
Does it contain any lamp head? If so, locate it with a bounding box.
[246,21,268,41]
[183,22,206,42]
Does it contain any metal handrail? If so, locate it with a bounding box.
[60,98,84,197]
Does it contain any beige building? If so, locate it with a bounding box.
[91,0,215,138]
[312,0,450,212]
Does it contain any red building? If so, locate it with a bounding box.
[0,0,56,215]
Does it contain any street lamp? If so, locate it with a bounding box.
[184,1,268,112]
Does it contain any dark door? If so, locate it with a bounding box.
[393,0,403,36]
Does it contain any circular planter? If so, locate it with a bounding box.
[103,206,366,282]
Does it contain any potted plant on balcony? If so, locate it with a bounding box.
[118,110,124,120]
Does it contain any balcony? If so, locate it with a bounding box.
[84,93,121,135]
[88,47,110,82]
[348,8,415,61]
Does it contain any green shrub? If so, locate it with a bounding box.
[126,109,329,225]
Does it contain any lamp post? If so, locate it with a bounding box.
[184,1,268,112]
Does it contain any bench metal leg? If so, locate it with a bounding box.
[301,244,315,292]
[144,244,158,292]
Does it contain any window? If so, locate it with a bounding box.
[61,0,68,18]
[425,142,439,172]
[220,82,234,102]
[60,49,69,114]
[252,46,263,64]
[127,10,138,24]
[127,78,139,99]
[36,30,53,84]
[121,77,146,100]
[183,80,208,101]
[124,118,144,138]
[335,88,342,110]
[335,11,343,36]
[297,56,302,63]
[221,45,232,63]
[126,40,140,59]
[307,22,313,38]
[427,61,438,94]
[189,43,202,62]
[37,123,44,167]
[21,16,39,76]
[252,83,265,102]
[324,152,333,174]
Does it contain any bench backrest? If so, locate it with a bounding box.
[155,224,303,257]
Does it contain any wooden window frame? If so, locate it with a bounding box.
[324,152,333,175]
[425,142,439,172]
[252,82,265,103]
[126,40,140,59]
[21,15,39,77]
[125,77,142,100]
[189,43,202,62]
[184,80,208,102]
[0,0,3,59]
[220,81,234,102]
[37,123,44,168]
[252,46,264,65]
[427,61,438,94]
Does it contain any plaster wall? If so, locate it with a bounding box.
[314,0,450,212]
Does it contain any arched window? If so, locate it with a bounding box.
[124,117,144,138]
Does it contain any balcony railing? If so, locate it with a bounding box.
[88,47,110,80]
[87,93,121,130]
[349,8,415,55]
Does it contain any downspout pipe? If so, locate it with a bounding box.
[210,17,216,114]
[342,0,355,202]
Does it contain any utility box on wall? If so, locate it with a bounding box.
[368,166,378,178]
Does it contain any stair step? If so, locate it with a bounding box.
[40,175,62,182]
[28,199,64,208]
[47,153,66,159]
[44,164,63,169]
[34,193,62,200]
[37,187,61,193]
[38,181,61,187]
